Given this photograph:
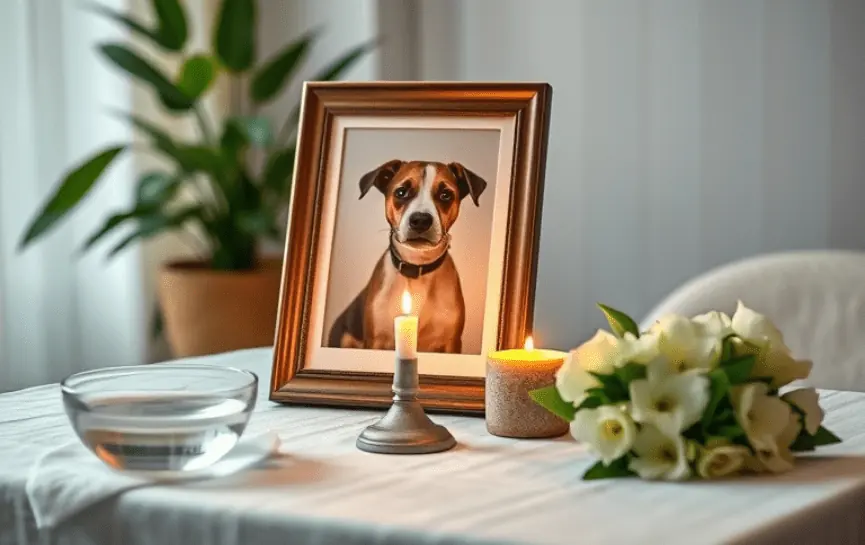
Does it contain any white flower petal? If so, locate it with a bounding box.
[570,407,636,466]
[628,379,653,424]
[628,457,671,480]
[692,311,733,338]
[731,301,785,349]
[782,388,824,435]
[556,357,597,403]
[753,441,795,474]
[697,445,749,479]
[778,413,802,448]
[666,456,693,481]
[755,350,812,389]
[557,330,626,402]
[653,313,722,371]
[646,357,675,383]
[570,409,601,445]
[667,372,711,430]
[753,395,794,440]
[620,331,661,365]
[594,406,636,465]
[629,424,691,481]
[732,383,793,449]
[574,330,621,372]
[630,363,709,433]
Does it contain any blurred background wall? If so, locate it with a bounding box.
[411,0,865,349]
[1,0,863,389]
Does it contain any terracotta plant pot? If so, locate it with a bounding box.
[158,258,283,357]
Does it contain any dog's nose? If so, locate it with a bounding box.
[408,212,433,233]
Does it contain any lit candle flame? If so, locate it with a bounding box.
[524,336,534,351]
[401,290,412,315]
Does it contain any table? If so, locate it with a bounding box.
[2,348,865,545]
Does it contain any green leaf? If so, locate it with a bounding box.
[214,0,256,72]
[89,1,186,51]
[311,39,376,82]
[574,395,604,411]
[717,424,746,440]
[121,113,222,180]
[528,385,575,422]
[251,31,316,103]
[79,209,142,253]
[19,146,126,249]
[701,369,730,430]
[86,4,163,47]
[810,426,842,447]
[220,122,248,161]
[596,303,639,339]
[790,433,816,452]
[681,423,705,442]
[721,334,737,362]
[588,372,628,402]
[159,92,195,113]
[177,55,217,100]
[108,206,203,257]
[137,171,180,206]
[789,426,842,453]
[583,387,612,404]
[614,362,647,388]
[99,44,192,110]
[263,147,296,195]
[119,112,176,151]
[582,456,635,480]
[171,145,225,174]
[230,116,273,147]
[713,407,735,424]
[153,0,187,51]
[720,355,755,384]
[236,209,275,236]
[281,41,376,138]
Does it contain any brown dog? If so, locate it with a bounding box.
[326,160,488,353]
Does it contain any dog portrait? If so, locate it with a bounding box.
[325,143,493,355]
[270,83,551,413]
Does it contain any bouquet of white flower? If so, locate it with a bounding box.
[530,302,842,481]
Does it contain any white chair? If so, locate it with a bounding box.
[639,250,865,392]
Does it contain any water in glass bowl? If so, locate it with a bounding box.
[62,364,257,473]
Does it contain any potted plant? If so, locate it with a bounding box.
[17,0,372,357]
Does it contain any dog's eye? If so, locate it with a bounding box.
[394,187,409,199]
[438,190,454,202]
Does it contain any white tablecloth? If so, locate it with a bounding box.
[2,348,865,545]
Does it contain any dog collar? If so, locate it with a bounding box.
[388,241,448,279]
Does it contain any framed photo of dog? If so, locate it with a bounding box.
[269,82,552,414]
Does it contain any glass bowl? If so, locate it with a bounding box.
[61,364,258,473]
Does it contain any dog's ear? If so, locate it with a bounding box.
[359,160,403,199]
[448,162,488,206]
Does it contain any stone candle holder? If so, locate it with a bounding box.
[485,347,570,438]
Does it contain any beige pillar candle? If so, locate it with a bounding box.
[395,291,418,360]
[486,337,570,438]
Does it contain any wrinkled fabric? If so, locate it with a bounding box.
[26,431,279,529]
[0,348,863,545]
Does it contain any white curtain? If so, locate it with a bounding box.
[0,0,146,391]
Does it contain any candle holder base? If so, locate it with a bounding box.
[357,400,456,455]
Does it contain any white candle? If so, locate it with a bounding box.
[395,290,418,359]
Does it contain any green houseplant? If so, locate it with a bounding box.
[18,0,372,356]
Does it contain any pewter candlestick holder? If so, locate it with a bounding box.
[356,356,456,454]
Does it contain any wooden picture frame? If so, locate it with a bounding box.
[269,82,552,415]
